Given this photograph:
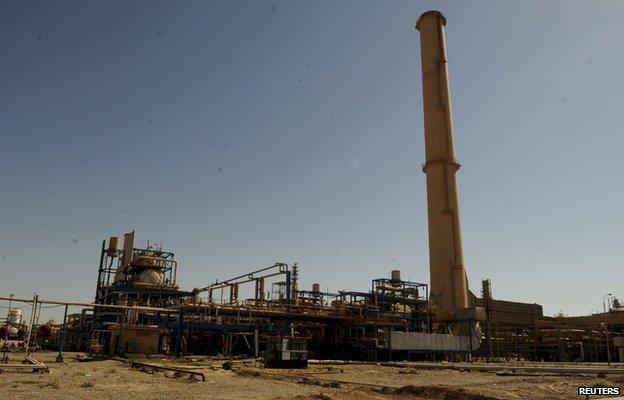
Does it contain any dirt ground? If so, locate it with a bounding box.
[0,352,622,399]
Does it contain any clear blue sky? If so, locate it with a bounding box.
[1,1,623,320]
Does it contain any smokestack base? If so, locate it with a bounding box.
[416,10,446,31]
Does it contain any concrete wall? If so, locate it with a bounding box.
[109,325,163,355]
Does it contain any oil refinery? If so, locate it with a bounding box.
[2,8,624,400]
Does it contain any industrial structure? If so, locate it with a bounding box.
[2,10,623,366]
[68,230,462,360]
[417,10,469,316]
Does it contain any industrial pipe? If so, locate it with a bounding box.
[0,296,173,313]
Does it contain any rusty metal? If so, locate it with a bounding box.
[120,358,206,381]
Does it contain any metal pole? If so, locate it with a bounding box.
[286,271,291,308]
[32,297,43,353]
[254,328,259,358]
[468,318,473,362]
[175,309,182,356]
[56,305,69,363]
[24,294,38,357]
[95,239,106,303]
[117,308,124,356]
[606,326,611,366]
[2,293,14,363]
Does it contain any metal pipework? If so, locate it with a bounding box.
[195,262,289,293]
[0,295,173,313]
[127,255,178,285]
[416,11,469,313]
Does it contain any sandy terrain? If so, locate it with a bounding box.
[0,352,622,399]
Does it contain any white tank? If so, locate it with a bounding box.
[4,325,19,338]
[136,270,163,285]
[7,309,21,324]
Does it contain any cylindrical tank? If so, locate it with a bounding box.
[312,283,321,293]
[0,325,19,338]
[7,309,21,324]
[416,11,469,313]
[107,236,120,257]
[482,279,492,300]
[136,270,163,285]
[391,270,402,281]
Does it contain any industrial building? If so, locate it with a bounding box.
[2,10,624,367]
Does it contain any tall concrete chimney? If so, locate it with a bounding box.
[416,11,469,315]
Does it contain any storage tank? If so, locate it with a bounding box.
[0,325,19,338]
[135,270,163,286]
[391,270,402,281]
[7,309,21,324]
[312,283,321,293]
[482,279,492,300]
[107,236,120,257]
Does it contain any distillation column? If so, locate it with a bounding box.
[416,11,469,316]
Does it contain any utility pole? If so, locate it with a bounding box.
[56,305,69,363]
[23,293,38,357]
[2,293,14,363]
